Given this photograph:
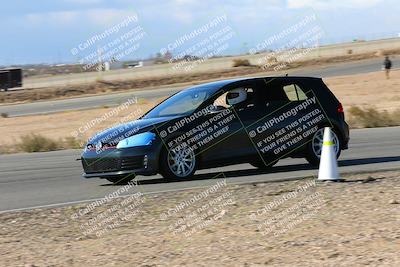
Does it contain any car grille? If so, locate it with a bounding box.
[121,157,144,170]
[82,156,143,174]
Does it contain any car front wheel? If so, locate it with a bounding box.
[159,145,197,181]
[305,127,341,166]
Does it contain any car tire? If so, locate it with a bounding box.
[305,127,341,166]
[250,159,278,170]
[159,145,197,181]
[105,176,134,185]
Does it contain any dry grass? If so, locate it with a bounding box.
[17,134,61,153]
[232,59,251,67]
[64,136,84,149]
[10,134,85,153]
[348,106,400,128]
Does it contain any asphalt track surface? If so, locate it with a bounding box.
[0,126,399,213]
[1,58,398,117]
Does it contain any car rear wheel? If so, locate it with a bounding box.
[160,145,197,181]
[305,127,341,166]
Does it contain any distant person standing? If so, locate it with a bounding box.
[383,56,392,79]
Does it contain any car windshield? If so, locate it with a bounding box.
[143,85,218,118]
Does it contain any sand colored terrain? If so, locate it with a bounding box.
[0,70,399,149]
[0,170,399,266]
[325,69,400,112]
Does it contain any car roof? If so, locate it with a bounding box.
[186,78,247,90]
[185,76,321,91]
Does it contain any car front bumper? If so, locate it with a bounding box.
[81,146,159,178]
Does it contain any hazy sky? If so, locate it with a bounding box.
[1,0,399,65]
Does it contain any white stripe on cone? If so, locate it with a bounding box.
[317,127,341,181]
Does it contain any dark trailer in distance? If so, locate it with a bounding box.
[0,68,23,91]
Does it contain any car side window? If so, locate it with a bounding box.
[283,83,308,101]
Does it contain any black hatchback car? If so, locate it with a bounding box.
[81,77,349,183]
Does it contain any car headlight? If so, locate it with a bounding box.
[116,132,156,149]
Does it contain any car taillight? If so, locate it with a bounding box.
[337,103,344,113]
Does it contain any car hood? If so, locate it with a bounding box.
[86,116,179,146]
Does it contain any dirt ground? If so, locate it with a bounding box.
[324,69,400,112]
[0,170,399,266]
[1,69,399,149]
